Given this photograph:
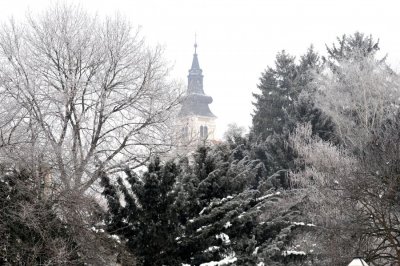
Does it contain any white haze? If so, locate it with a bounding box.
[0,0,399,138]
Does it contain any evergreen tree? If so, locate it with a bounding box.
[252,46,336,143]
[295,46,337,143]
[251,47,336,185]
[102,158,181,266]
[100,143,317,265]
[252,50,298,139]
[325,32,380,64]
[173,145,314,265]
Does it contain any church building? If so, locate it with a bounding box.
[178,42,216,145]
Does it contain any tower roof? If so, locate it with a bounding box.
[191,40,200,69]
[178,40,216,118]
[191,53,200,70]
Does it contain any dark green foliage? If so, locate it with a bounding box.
[101,144,310,265]
[173,146,314,265]
[252,50,298,139]
[0,169,79,265]
[177,186,314,265]
[250,134,294,187]
[295,96,338,143]
[250,46,337,187]
[252,46,336,141]
[295,46,337,143]
[102,158,180,266]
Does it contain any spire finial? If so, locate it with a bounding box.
[194,33,197,54]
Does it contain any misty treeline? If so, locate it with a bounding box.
[1,4,399,266]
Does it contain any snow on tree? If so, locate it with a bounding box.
[290,35,400,265]
[101,158,181,266]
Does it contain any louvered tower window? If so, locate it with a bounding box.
[200,125,208,139]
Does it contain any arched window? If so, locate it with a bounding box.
[200,125,204,138]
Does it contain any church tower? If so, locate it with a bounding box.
[178,41,216,145]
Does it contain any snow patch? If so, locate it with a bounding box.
[201,196,235,216]
[253,246,259,255]
[91,226,104,233]
[199,207,207,215]
[282,250,306,256]
[110,234,121,244]
[204,246,220,253]
[256,191,281,201]
[292,222,316,227]
[199,255,237,266]
[224,221,232,229]
[216,233,231,245]
[219,195,234,204]
[197,225,211,232]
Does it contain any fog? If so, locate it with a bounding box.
[1,0,399,137]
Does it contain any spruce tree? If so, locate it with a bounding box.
[295,46,337,142]
[325,32,380,64]
[251,47,337,181]
[101,158,181,266]
[252,50,298,139]
[173,145,315,266]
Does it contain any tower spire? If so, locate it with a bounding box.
[194,33,197,54]
[190,34,200,70]
[178,40,215,118]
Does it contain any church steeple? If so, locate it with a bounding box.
[177,39,217,145]
[179,41,216,118]
[191,40,200,70]
[194,36,197,54]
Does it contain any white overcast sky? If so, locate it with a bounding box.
[0,0,399,138]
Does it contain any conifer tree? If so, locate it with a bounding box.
[295,46,337,142]
[325,32,380,64]
[251,47,336,185]
[252,46,336,143]
[252,50,298,139]
[173,145,314,265]
[101,158,181,266]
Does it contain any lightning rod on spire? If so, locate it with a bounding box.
[194,33,197,54]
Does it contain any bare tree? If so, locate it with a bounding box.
[290,123,365,265]
[0,4,181,192]
[290,55,400,265]
[315,56,400,149]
